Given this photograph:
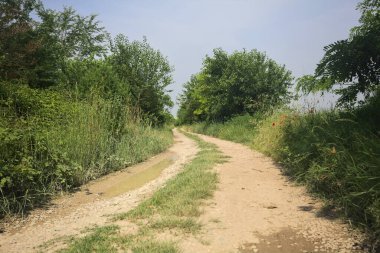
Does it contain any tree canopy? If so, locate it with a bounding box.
[0,0,173,125]
[297,0,380,106]
[0,0,40,83]
[109,35,173,124]
[178,48,293,124]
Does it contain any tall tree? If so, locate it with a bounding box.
[178,48,293,122]
[297,0,380,106]
[177,74,208,124]
[110,35,173,125]
[0,0,40,82]
[178,49,293,123]
[0,1,108,88]
[34,6,108,88]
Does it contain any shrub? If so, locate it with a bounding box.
[0,82,172,216]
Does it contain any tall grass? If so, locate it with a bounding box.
[0,82,173,217]
[189,114,264,145]
[188,95,380,249]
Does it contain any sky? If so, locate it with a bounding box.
[42,0,361,114]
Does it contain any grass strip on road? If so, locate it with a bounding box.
[59,131,226,253]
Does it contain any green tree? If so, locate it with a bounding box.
[110,35,173,125]
[33,6,108,88]
[0,0,41,82]
[63,57,127,99]
[37,6,107,61]
[0,1,108,88]
[297,0,380,106]
[177,74,208,124]
[178,48,293,122]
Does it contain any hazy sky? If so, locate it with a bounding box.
[42,0,361,113]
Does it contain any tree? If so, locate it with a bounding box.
[37,6,107,61]
[0,1,174,125]
[0,1,108,88]
[33,6,108,88]
[297,0,380,106]
[109,35,173,125]
[63,57,127,99]
[177,74,208,124]
[0,0,41,82]
[178,48,293,122]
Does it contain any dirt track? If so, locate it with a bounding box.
[180,133,367,253]
[0,130,367,253]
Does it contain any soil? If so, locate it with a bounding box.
[0,130,369,253]
[179,133,368,253]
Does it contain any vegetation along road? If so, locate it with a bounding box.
[0,129,198,252]
[0,129,369,252]
[1,0,379,252]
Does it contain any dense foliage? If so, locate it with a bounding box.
[109,35,174,124]
[297,0,380,106]
[0,0,108,88]
[0,0,174,216]
[0,0,173,124]
[177,48,293,123]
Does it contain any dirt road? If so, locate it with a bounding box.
[0,130,367,253]
[180,133,366,253]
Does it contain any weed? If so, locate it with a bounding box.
[149,217,202,234]
[60,225,120,253]
[131,240,179,253]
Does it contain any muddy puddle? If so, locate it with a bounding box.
[238,227,361,253]
[99,156,176,198]
[2,150,178,235]
[85,151,178,199]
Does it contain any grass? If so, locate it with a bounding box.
[58,131,226,252]
[61,225,120,253]
[0,83,173,217]
[188,114,261,145]
[187,95,380,250]
[61,225,180,253]
[131,240,179,253]
[148,217,202,234]
[116,132,224,220]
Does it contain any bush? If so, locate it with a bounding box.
[0,82,173,216]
